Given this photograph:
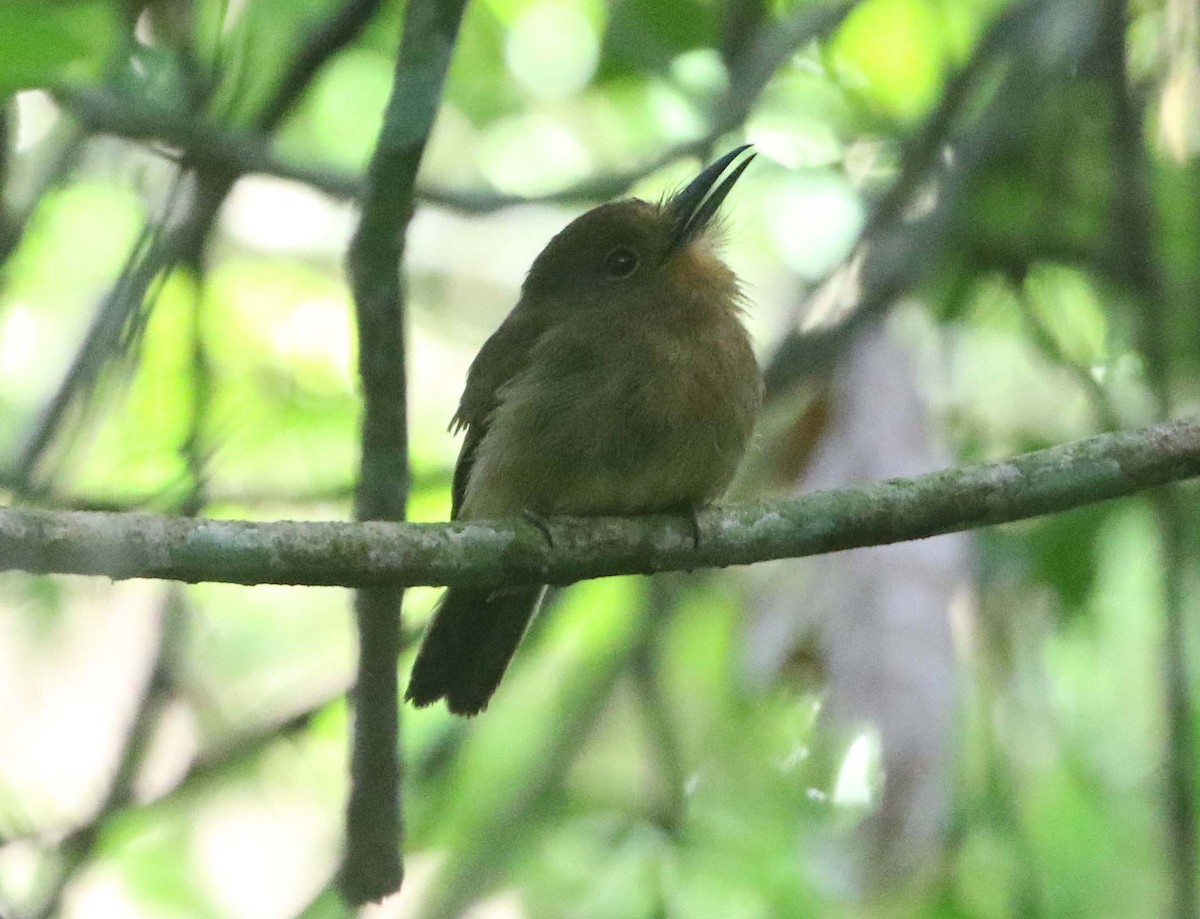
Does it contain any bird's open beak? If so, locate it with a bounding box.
[666,144,755,254]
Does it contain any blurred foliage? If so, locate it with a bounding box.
[0,1,120,97]
[1,0,1200,917]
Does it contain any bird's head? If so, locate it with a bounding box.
[521,146,755,315]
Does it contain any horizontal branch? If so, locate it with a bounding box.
[3,416,1199,589]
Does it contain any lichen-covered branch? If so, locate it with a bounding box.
[3,415,1199,589]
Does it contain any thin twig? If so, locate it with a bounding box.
[257,0,384,130]
[54,86,363,198]
[1015,278,1123,433]
[969,627,1046,919]
[416,583,668,919]
[27,587,186,919]
[180,261,212,516]
[0,468,452,513]
[1155,482,1194,919]
[4,591,421,851]
[27,265,215,917]
[0,689,357,848]
[10,171,214,489]
[633,578,688,835]
[3,415,1200,589]
[0,97,90,272]
[720,0,768,66]
[0,99,12,255]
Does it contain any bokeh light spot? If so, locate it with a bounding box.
[506,1,599,101]
[764,170,865,281]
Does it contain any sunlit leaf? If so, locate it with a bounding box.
[830,0,948,123]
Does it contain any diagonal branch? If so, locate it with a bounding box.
[762,0,1061,397]
[257,0,384,130]
[3,415,1200,589]
[28,588,186,919]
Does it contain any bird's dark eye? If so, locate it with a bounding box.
[603,246,640,278]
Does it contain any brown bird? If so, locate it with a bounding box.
[406,146,762,715]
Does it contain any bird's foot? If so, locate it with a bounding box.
[520,508,555,550]
[671,502,704,551]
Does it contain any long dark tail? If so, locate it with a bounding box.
[406,584,545,715]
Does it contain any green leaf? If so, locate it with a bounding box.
[1025,264,1109,370]
[830,0,948,123]
[0,0,119,94]
[599,0,717,78]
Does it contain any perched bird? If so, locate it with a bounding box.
[406,146,763,715]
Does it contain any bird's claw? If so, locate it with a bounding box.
[520,508,555,550]
[680,503,703,551]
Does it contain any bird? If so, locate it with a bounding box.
[406,145,763,715]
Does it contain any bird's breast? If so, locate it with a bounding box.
[460,303,761,520]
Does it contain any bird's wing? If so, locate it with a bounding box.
[450,426,484,521]
[450,310,542,520]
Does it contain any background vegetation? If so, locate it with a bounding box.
[1,0,1199,916]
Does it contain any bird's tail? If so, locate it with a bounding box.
[406,584,545,716]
